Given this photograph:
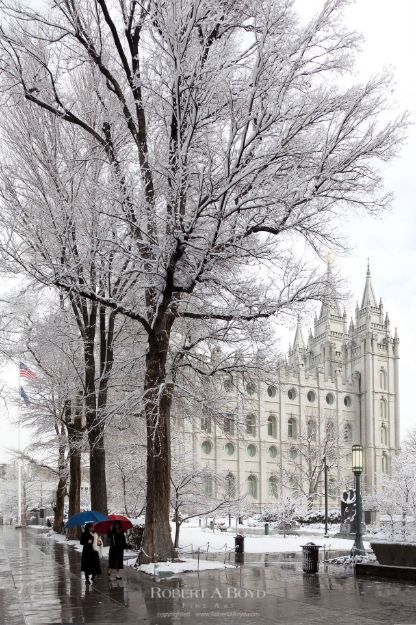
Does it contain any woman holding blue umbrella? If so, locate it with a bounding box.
[80,523,102,584]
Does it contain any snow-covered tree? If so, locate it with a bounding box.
[170,459,240,549]
[371,452,416,540]
[0,113,137,514]
[0,297,82,531]
[0,0,406,561]
[263,493,308,537]
[284,419,346,506]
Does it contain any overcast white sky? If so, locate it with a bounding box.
[293,0,416,439]
[0,0,415,461]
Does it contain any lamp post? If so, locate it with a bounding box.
[323,455,328,537]
[351,444,365,555]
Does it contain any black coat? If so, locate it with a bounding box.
[108,530,127,569]
[80,531,101,575]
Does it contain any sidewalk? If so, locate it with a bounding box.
[1,526,416,624]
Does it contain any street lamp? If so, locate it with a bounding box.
[322,455,328,537]
[351,444,365,555]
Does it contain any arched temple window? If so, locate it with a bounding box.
[203,476,213,496]
[247,474,258,498]
[246,413,257,436]
[268,476,279,499]
[268,414,277,438]
[225,473,236,499]
[288,417,297,439]
[343,423,353,443]
[307,419,317,441]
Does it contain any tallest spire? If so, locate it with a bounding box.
[361,261,377,308]
[319,255,341,318]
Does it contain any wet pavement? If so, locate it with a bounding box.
[1,526,416,625]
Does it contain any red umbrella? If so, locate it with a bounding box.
[94,514,133,534]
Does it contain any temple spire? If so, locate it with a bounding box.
[361,261,377,309]
[319,256,341,318]
[293,319,305,351]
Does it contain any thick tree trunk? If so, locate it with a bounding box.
[53,476,67,533]
[53,424,68,533]
[67,448,81,540]
[67,402,82,541]
[141,328,175,563]
[85,342,108,515]
[88,426,107,513]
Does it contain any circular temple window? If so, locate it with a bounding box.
[201,440,212,454]
[247,444,257,457]
[307,390,316,403]
[326,393,335,405]
[246,381,256,395]
[268,446,278,459]
[224,442,235,456]
[288,388,297,400]
[344,395,352,407]
[267,385,277,398]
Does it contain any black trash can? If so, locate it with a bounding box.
[235,534,245,563]
[301,542,321,573]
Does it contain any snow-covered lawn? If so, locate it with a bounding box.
[38,522,367,557]
[176,526,369,554]
[38,521,368,579]
[138,558,234,577]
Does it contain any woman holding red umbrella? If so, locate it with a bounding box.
[107,520,128,580]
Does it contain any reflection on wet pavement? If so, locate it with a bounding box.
[1,526,416,624]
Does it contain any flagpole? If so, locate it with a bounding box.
[16,362,36,528]
[17,363,22,527]
[17,417,22,526]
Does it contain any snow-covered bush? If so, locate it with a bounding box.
[261,494,308,536]
[295,510,341,524]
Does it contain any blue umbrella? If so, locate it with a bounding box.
[65,510,108,528]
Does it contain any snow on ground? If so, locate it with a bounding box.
[39,529,232,576]
[137,558,234,577]
[34,524,375,581]
[37,520,371,579]
[37,523,368,557]
[177,526,369,554]
[328,553,377,566]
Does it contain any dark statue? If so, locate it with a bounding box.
[340,488,357,533]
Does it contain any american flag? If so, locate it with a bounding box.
[19,362,36,380]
